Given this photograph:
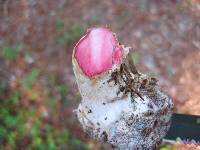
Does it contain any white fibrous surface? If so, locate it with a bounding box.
[72,27,174,150]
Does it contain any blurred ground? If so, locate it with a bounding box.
[0,0,200,149]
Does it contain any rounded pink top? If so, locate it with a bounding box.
[74,27,123,78]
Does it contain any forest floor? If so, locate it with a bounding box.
[0,0,200,149]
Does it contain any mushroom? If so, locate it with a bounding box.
[72,27,174,150]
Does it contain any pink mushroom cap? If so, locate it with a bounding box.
[74,27,123,78]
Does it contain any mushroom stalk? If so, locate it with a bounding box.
[72,27,174,150]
